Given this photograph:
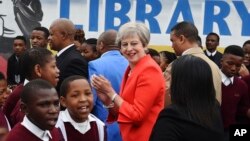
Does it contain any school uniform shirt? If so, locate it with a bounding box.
[239,75,250,123]
[242,75,250,95]
[220,72,250,129]
[3,79,29,127]
[56,109,106,141]
[3,83,24,127]
[5,116,63,141]
[0,110,11,131]
[10,99,24,127]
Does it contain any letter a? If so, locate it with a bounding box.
[234,129,241,136]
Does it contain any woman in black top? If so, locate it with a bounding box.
[150,55,224,141]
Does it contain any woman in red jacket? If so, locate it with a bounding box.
[91,21,165,141]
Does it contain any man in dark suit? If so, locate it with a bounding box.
[204,32,222,68]
[7,36,26,86]
[48,18,88,93]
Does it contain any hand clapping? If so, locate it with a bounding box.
[91,74,115,105]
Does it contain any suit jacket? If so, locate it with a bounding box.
[150,104,224,141]
[164,47,222,105]
[7,54,24,85]
[89,50,128,141]
[108,55,165,141]
[56,45,88,92]
[204,50,223,68]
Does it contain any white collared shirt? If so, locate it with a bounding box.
[56,109,106,141]
[23,79,29,86]
[58,109,91,134]
[206,50,217,56]
[56,44,74,57]
[220,71,234,86]
[21,116,52,141]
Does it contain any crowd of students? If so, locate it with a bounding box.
[0,19,250,141]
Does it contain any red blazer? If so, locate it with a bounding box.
[108,55,165,141]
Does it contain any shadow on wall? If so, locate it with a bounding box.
[0,0,43,59]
